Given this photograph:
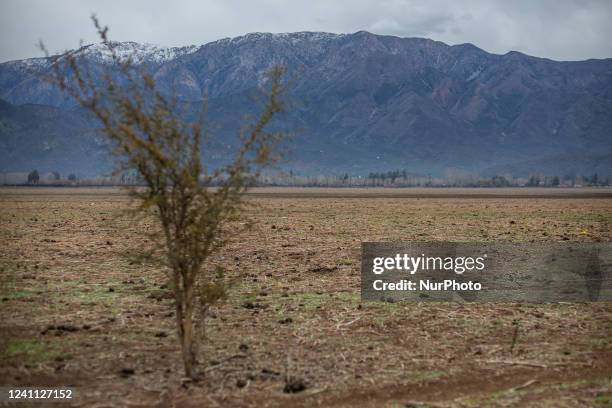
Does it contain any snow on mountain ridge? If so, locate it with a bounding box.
[3,31,444,69]
[1,32,347,74]
[78,41,199,64]
[1,41,199,71]
[63,32,344,64]
[212,31,346,46]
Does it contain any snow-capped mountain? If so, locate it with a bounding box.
[1,31,612,177]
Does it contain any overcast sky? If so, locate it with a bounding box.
[1,0,611,62]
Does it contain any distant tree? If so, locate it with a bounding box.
[27,170,39,184]
[590,173,599,186]
[67,173,77,181]
[491,175,510,187]
[527,175,540,187]
[551,176,560,187]
[389,170,399,184]
[44,17,286,379]
[425,175,432,187]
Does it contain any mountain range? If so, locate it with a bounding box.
[1,31,611,178]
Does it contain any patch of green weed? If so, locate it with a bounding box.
[2,339,65,364]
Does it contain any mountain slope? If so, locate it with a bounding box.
[0,98,111,175]
[1,31,611,177]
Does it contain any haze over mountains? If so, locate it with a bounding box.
[1,31,611,178]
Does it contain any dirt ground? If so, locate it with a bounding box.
[1,187,611,407]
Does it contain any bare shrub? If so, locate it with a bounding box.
[43,16,286,378]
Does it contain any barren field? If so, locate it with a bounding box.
[1,187,611,407]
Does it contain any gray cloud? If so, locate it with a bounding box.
[1,0,611,62]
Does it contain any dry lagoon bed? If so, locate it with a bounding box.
[1,187,611,407]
